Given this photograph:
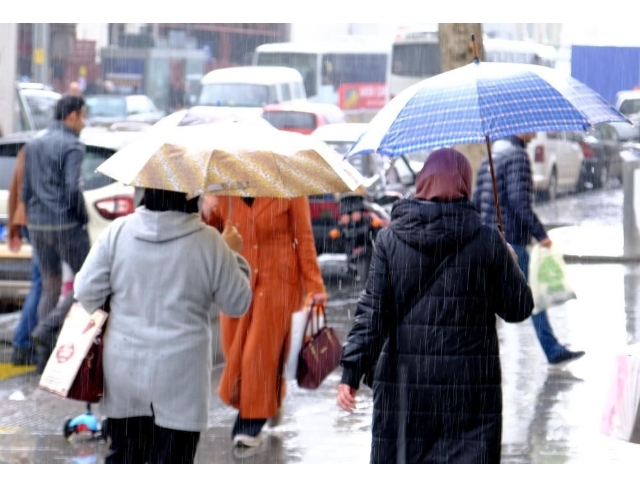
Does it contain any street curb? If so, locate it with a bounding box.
[563,254,640,264]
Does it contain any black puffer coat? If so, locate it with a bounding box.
[472,136,547,246]
[340,198,533,464]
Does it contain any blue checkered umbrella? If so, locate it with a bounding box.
[346,58,631,235]
[346,61,631,159]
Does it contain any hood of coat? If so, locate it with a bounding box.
[389,198,482,254]
[130,207,205,243]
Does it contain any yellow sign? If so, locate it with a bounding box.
[33,48,45,65]
[79,65,87,77]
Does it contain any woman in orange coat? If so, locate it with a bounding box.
[203,195,328,448]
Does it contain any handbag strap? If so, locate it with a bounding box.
[303,303,327,337]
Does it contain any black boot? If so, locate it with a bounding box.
[11,347,36,366]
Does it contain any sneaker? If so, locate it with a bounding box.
[549,349,585,366]
[233,434,262,448]
[232,446,262,460]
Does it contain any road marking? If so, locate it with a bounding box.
[0,363,36,381]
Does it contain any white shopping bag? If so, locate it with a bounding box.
[38,303,108,398]
[600,343,640,443]
[283,303,324,380]
[529,243,577,314]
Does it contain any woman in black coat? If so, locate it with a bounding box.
[337,148,534,464]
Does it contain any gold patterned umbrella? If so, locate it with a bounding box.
[96,121,365,199]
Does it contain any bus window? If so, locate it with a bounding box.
[391,43,441,78]
[319,53,388,109]
[255,52,318,97]
[322,53,388,86]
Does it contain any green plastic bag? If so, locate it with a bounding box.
[529,243,577,314]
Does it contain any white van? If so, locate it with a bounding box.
[197,66,306,116]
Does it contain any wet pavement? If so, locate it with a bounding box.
[1,182,640,463]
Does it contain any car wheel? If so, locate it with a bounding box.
[546,169,558,201]
[593,163,609,189]
[576,164,588,193]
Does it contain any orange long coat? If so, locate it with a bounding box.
[205,196,326,419]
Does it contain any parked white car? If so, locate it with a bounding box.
[526,131,584,200]
[0,127,145,304]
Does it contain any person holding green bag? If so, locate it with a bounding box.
[473,132,585,366]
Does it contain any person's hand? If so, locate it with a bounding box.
[539,237,553,248]
[337,383,357,412]
[222,222,243,253]
[7,229,22,253]
[201,195,219,220]
[310,292,328,307]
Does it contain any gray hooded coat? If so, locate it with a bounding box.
[74,207,252,432]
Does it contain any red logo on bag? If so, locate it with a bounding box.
[82,319,97,335]
[56,344,75,363]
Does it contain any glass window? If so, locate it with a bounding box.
[0,155,19,190]
[392,44,441,78]
[262,111,316,131]
[0,142,115,194]
[13,96,28,133]
[86,96,127,118]
[256,52,318,97]
[323,53,388,86]
[280,83,292,102]
[82,147,117,190]
[619,99,640,117]
[292,82,305,99]
[199,83,274,107]
[23,92,59,130]
[126,96,157,115]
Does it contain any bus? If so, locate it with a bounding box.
[389,29,558,98]
[253,39,391,121]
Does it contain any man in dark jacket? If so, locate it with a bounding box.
[338,148,534,463]
[23,95,91,372]
[472,133,585,365]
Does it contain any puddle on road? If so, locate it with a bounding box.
[0,433,107,464]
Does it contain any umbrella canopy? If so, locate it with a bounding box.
[346,61,631,158]
[96,121,364,198]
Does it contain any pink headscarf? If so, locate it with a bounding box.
[414,148,473,201]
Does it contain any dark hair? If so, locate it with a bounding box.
[143,189,199,214]
[54,95,85,121]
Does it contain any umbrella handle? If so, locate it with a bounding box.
[471,34,480,63]
[485,136,505,237]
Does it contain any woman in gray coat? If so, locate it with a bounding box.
[74,188,252,464]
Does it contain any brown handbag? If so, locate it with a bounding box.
[296,305,342,390]
[65,300,110,403]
